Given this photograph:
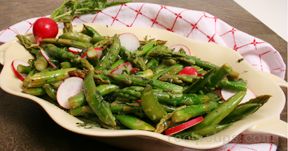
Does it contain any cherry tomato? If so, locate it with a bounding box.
[164,116,204,136]
[178,66,198,76]
[33,17,58,43]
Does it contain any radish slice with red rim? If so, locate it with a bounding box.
[164,116,204,136]
[169,44,191,55]
[11,60,29,81]
[110,62,133,74]
[119,33,140,52]
[40,49,57,68]
[68,47,83,54]
[57,77,83,109]
[221,88,255,103]
[87,47,103,59]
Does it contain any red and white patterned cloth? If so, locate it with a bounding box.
[0,3,284,151]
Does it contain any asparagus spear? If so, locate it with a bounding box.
[23,68,76,88]
[171,101,219,123]
[42,38,92,49]
[59,32,92,43]
[116,115,155,131]
[193,91,246,130]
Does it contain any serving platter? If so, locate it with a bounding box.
[0,24,287,149]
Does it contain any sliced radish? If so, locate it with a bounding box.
[130,68,139,74]
[110,62,133,74]
[169,44,191,55]
[119,33,140,52]
[164,116,204,136]
[57,77,83,109]
[40,49,57,68]
[87,47,103,59]
[11,60,29,81]
[68,47,83,55]
[221,88,255,103]
[178,66,198,76]
[81,52,87,58]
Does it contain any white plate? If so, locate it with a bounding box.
[0,24,287,150]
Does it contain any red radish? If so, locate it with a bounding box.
[11,60,29,81]
[164,116,204,136]
[221,88,255,103]
[68,47,83,54]
[57,77,83,109]
[136,100,142,104]
[40,49,57,68]
[169,44,191,55]
[178,66,198,76]
[130,68,139,74]
[81,52,87,58]
[33,17,58,43]
[119,33,140,52]
[110,62,133,74]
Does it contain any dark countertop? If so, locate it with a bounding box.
[0,0,287,150]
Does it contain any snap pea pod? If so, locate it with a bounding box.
[193,124,231,136]
[60,62,72,69]
[96,84,119,96]
[22,87,46,96]
[97,35,121,70]
[141,85,167,122]
[83,71,116,127]
[172,101,219,123]
[162,58,177,66]
[17,64,32,74]
[23,68,76,88]
[116,115,155,131]
[59,32,92,43]
[34,56,48,71]
[42,38,92,49]
[193,91,246,130]
[110,101,141,114]
[175,124,230,139]
[69,105,93,117]
[68,92,86,109]
[136,69,154,79]
[221,95,270,124]
[43,84,57,101]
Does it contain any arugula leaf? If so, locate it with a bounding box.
[51,0,130,22]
